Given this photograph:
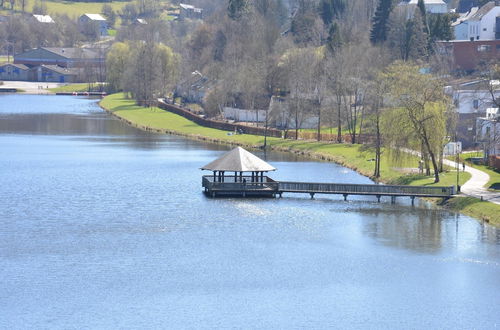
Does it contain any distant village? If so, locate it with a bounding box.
[0,0,499,168]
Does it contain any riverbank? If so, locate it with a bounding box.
[99,93,499,226]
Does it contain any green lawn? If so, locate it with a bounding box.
[49,83,105,93]
[406,171,471,188]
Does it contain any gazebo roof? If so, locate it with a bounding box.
[201,147,276,172]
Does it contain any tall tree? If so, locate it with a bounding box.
[326,22,342,54]
[382,62,451,183]
[370,0,394,44]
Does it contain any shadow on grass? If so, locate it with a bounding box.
[489,182,500,190]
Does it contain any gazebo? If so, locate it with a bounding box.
[201,147,278,197]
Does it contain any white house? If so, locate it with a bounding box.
[456,1,500,41]
[450,80,500,114]
[452,7,478,40]
[476,108,500,157]
[407,0,448,13]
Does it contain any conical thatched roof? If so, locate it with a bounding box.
[201,147,276,172]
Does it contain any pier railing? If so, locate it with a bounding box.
[278,182,454,197]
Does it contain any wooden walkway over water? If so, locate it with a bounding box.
[202,176,455,204]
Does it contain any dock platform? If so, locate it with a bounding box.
[202,175,455,203]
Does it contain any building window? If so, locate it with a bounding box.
[477,45,491,52]
[473,99,479,109]
[483,28,487,31]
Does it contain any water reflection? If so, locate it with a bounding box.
[1,94,499,329]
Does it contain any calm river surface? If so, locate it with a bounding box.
[1,95,499,329]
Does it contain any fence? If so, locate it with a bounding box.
[157,100,372,142]
[489,155,500,170]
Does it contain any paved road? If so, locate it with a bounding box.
[443,159,500,205]
[1,81,63,94]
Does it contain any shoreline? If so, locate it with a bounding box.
[99,93,500,226]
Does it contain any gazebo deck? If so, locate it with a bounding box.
[202,175,279,197]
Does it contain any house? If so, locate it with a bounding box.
[436,39,500,71]
[476,108,500,159]
[453,1,500,41]
[32,14,55,24]
[14,47,104,68]
[179,3,203,20]
[78,14,108,36]
[0,63,30,81]
[175,71,211,103]
[31,65,78,83]
[407,0,448,13]
[399,0,448,18]
[446,79,500,147]
[452,6,479,40]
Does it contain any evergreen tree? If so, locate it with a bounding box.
[429,13,453,41]
[407,9,428,61]
[370,0,394,44]
[319,0,333,25]
[228,0,247,20]
[319,0,346,25]
[417,0,429,35]
[326,22,342,53]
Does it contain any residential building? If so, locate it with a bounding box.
[436,39,500,71]
[32,65,78,83]
[447,80,500,147]
[175,71,211,103]
[458,1,500,41]
[78,14,108,36]
[0,63,30,81]
[399,0,448,18]
[14,47,105,68]
[452,6,479,40]
[476,108,500,158]
[407,0,448,13]
[179,3,203,20]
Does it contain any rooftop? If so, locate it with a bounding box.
[469,1,497,21]
[33,15,55,23]
[82,13,106,21]
[201,147,276,172]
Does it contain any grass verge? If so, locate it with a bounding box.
[100,93,499,226]
[441,197,500,226]
[49,83,103,93]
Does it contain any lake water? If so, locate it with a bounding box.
[1,95,499,329]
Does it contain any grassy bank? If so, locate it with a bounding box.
[100,93,499,225]
[442,197,500,226]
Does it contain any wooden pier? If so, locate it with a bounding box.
[202,175,455,203]
[201,147,455,204]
